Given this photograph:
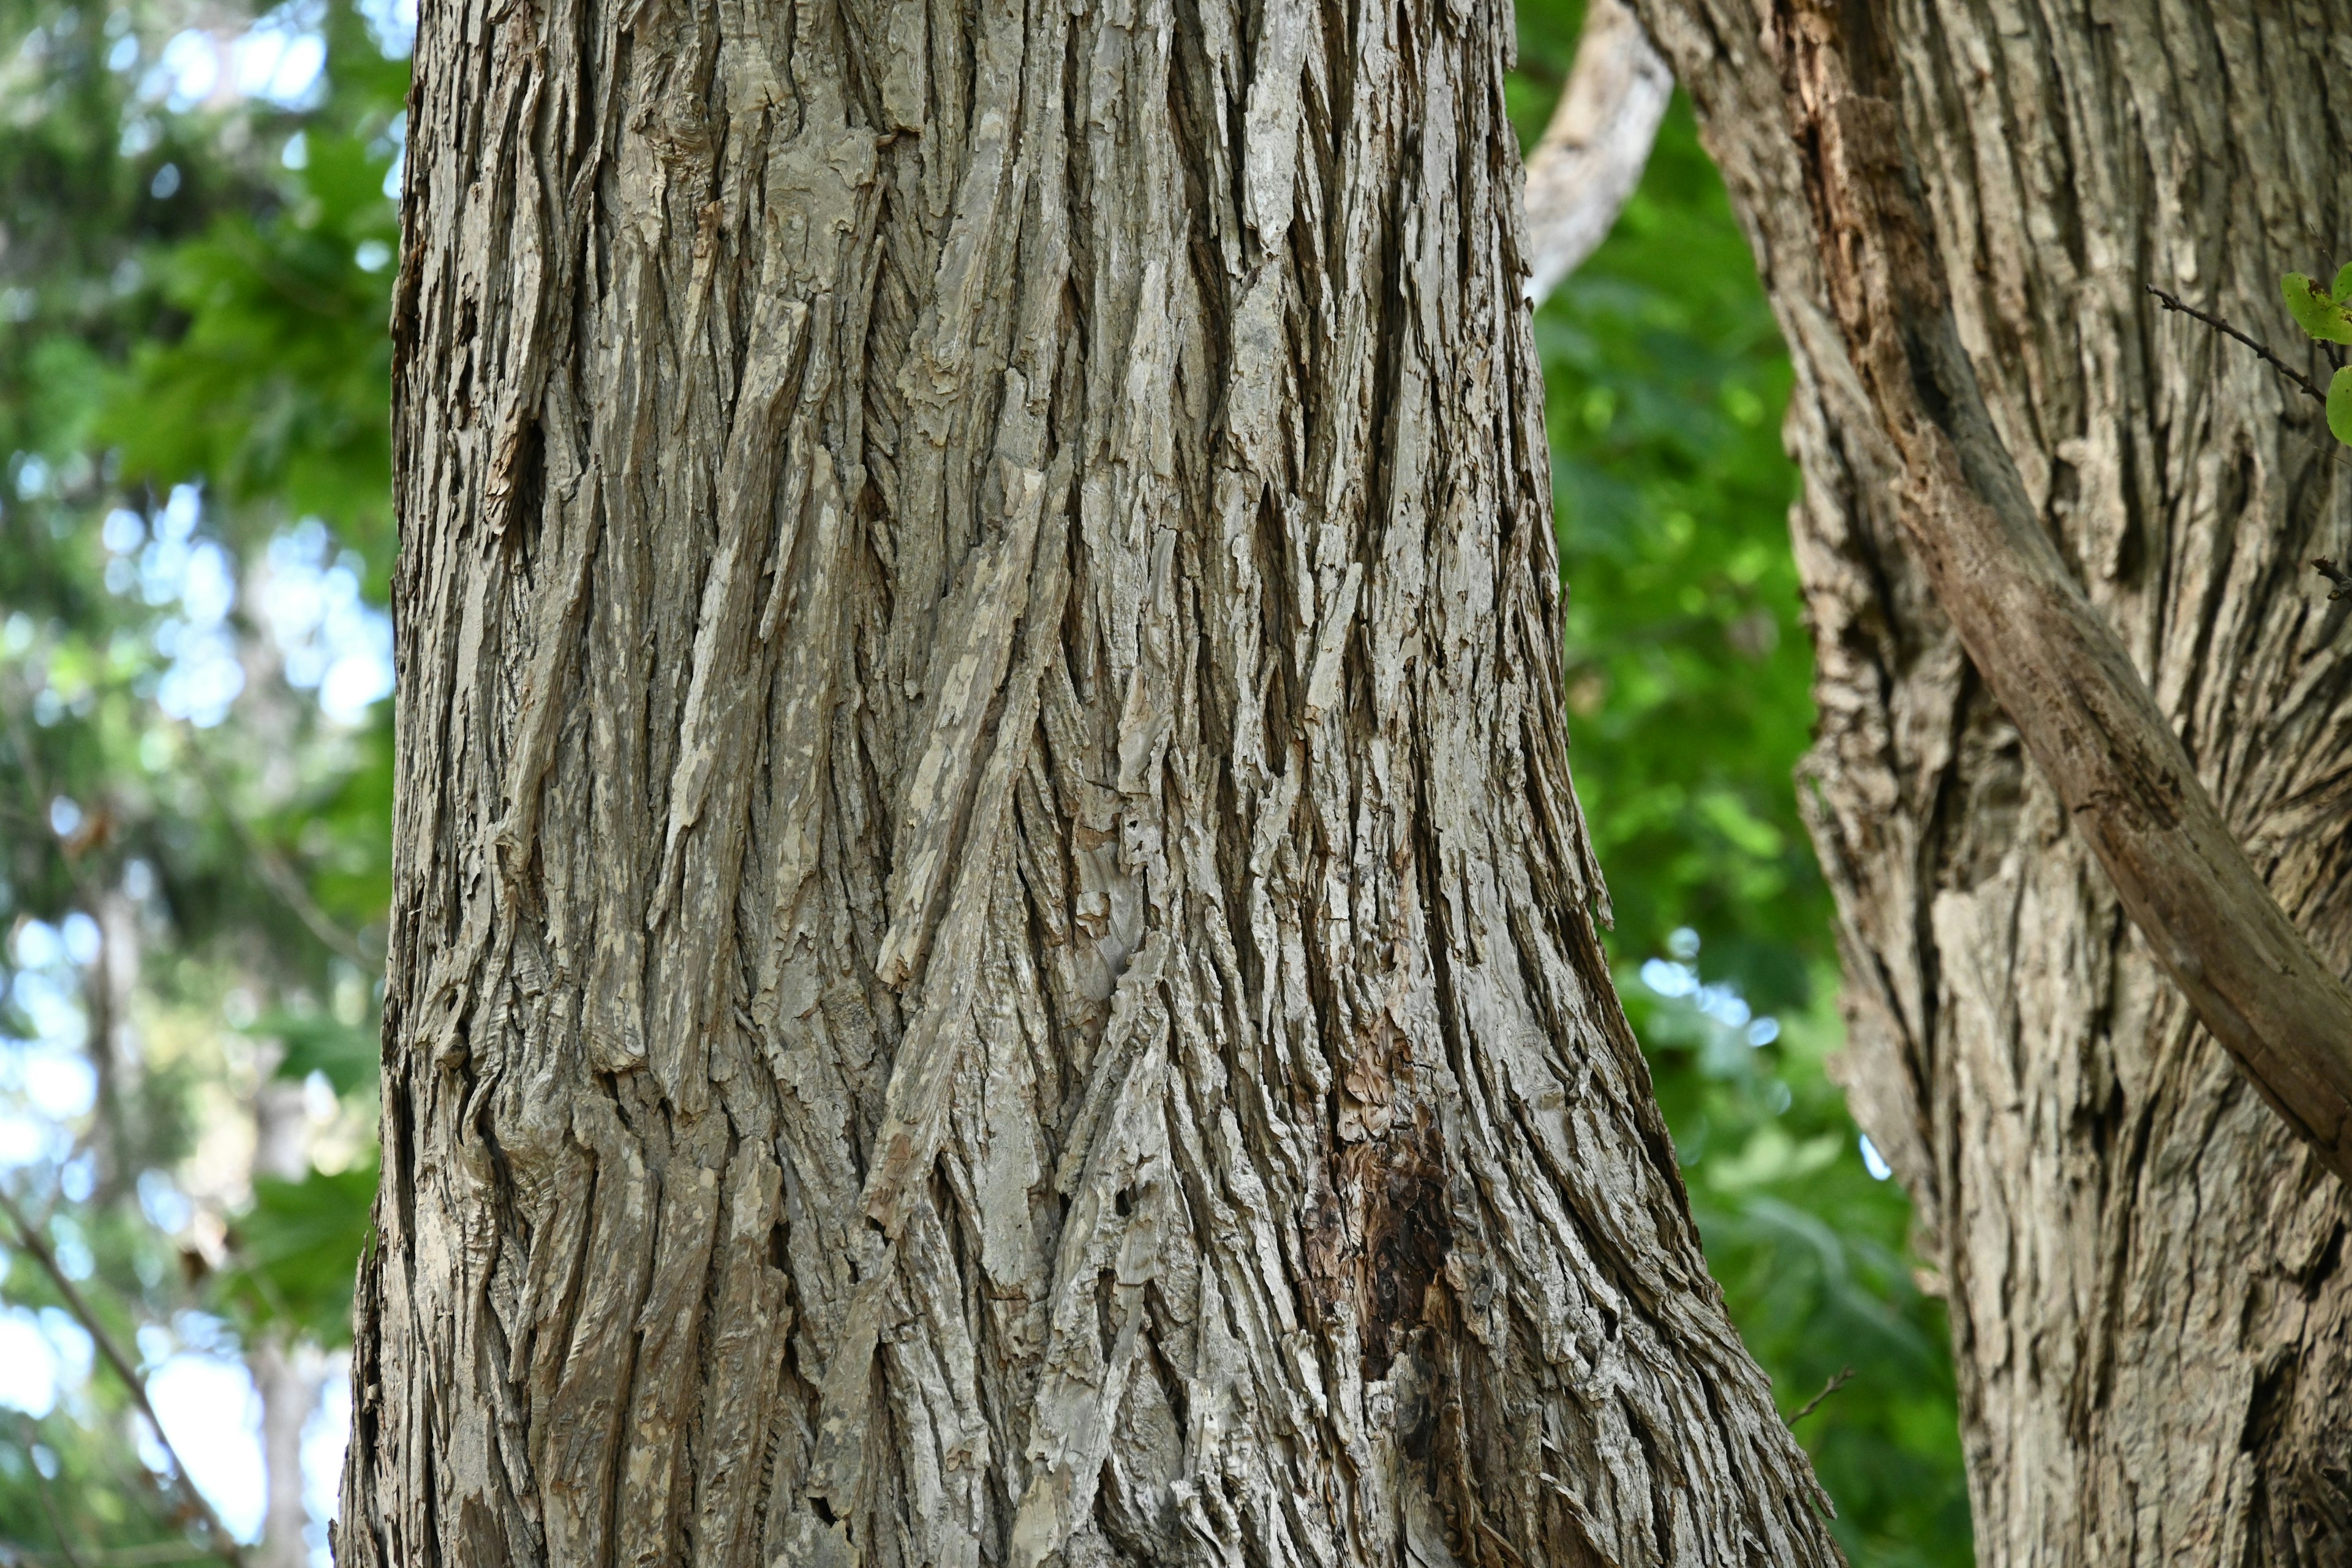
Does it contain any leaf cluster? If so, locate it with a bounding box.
[2280,265,2352,446]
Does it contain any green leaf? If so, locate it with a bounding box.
[2282,273,2352,345]
[2333,262,2352,303]
[2330,366,2352,448]
[216,1162,379,1345]
[244,1009,379,1096]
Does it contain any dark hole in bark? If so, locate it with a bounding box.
[768,1221,789,1271]
[1363,1161,1450,1381]
[2241,1354,2301,1453]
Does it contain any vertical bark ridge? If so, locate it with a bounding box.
[345,0,1846,1561]
[1638,0,2352,1559]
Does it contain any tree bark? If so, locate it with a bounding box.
[1637,0,2352,1560]
[340,0,1842,1563]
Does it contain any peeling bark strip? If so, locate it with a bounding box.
[342,0,1842,1562]
[1639,0,2352,1559]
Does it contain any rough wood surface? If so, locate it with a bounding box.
[1638,0,2352,1559]
[338,0,1844,1561]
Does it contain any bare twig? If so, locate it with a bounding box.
[1789,1365,1854,1424]
[0,1188,244,1567]
[2145,285,2330,405]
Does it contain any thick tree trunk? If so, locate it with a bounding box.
[340,0,1842,1562]
[1638,0,2352,1561]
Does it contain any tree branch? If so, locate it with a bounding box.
[0,1189,245,1567]
[1521,0,1673,306]
[1728,21,2352,1182]
[1788,1365,1853,1424]
[2144,286,2330,406]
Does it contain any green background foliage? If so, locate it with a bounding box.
[0,0,1970,1557]
[0,0,399,1549]
[1514,4,1971,1559]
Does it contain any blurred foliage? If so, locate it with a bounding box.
[0,0,401,1551]
[1514,6,1972,1561]
[0,0,1969,1559]
[211,1158,374,1341]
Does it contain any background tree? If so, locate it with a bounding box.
[0,1,1974,1565]
[0,0,403,1558]
[1637,0,2352,1558]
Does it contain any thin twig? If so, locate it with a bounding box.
[0,1188,244,1567]
[2146,285,2329,405]
[1789,1365,1854,1424]
[17,1413,91,1568]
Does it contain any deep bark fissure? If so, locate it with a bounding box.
[347,0,1858,1561]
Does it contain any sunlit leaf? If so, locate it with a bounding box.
[2283,271,2352,345]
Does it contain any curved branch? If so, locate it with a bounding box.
[1521,0,1674,306]
[0,1187,246,1566]
[1739,18,2352,1180]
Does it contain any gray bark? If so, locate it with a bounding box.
[338,0,1845,1563]
[1637,0,2352,1561]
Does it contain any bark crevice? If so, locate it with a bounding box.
[348,0,1846,1561]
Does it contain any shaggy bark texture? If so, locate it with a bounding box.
[1638,0,2352,1561]
[339,0,1844,1562]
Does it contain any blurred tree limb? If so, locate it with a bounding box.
[1521,0,1673,304]
[0,1188,245,1568]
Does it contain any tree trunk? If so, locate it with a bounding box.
[1638,0,2352,1560]
[253,1052,322,1568]
[339,0,1843,1563]
[253,1337,326,1568]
